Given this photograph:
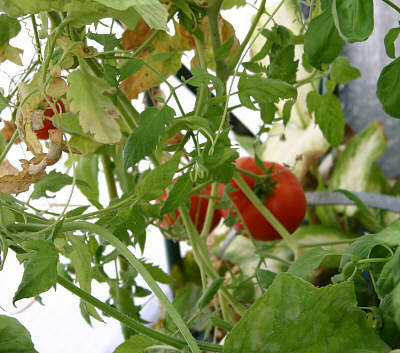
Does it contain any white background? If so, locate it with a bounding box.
[0,4,261,353]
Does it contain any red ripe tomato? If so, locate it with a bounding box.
[161,184,221,234]
[219,156,306,241]
[35,99,65,140]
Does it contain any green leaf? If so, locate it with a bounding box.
[113,334,157,353]
[75,153,100,205]
[377,58,400,118]
[223,273,390,353]
[306,91,345,147]
[67,69,121,144]
[119,58,144,81]
[287,248,333,281]
[92,0,168,30]
[377,247,400,296]
[0,14,20,47]
[256,269,276,290]
[189,66,225,97]
[215,36,234,61]
[238,74,297,110]
[140,259,172,284]
[197,278,225,310]
[0,315,37,353]
[304,9,343,69]
[0,88,7,113]
[384,28,400,59]
[221,0,246,9]
[161,173,192,215]
[332,0,374,43]
[30,171,73,200]
[267,45,298,84]
[87,32,120,51]
[339,234,390,277]
[123,106,174,168]
[14,240,59,303]
[375,219,400,247]
[125,205,146,252]
[282,99,295,126]
[68,235,103,323]
[136,152,181,201]
[331,56,361,84]
[0,0,142,28]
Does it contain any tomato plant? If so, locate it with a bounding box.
[220,157,306,241]
[1,1,400,353]
[34,99,65,140]
[161,184,221,234]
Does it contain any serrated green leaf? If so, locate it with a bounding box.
[113,334,157,353]
[223,273,390,353]
[126,205,146,252]
[119,58,143,81]
[0,0,142,28]
[69,235,103,323]
[215,36,234,61]
[238,74,297,110]
[93,0,168,30]
[331,56,361,84]
[377,58,400,118]
[0,14,20,47]
[0,88,7,113]
[287,247,333,281]
[384,28,400,59]
[141,259,172,284]
[0,315,37,353]
[124,106,174,168]
[87,32,120,51]
[30,171,73,200]
[188,66,224,97]
[306,91,344,147]
[67,69,121,144]
[282,99,295,126]
[221,0,246,9]
[161,173,192,215]
[304,9,343,69]
[14,240,59,303]
[136,152,181,201]
[332,0,374,43]
[256,269,276,290]
[75,152,99,205]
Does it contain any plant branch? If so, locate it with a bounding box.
[57,275,222,352]
[60,221,201,353]
[381,0,400,14]
[227,0,266,71]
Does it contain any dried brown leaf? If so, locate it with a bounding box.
[0,160,18,177]
[0,156,46,195]
[120,22,195,99]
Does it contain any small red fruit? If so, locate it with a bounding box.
[35,99,65,140]
[219,156,307,241]
[161,184,221,234]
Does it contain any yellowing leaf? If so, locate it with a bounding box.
[45,77,68,98]
[67,69,121,144]
[0,42,23,65]
[120,21,195,99]
[16,81,43,155]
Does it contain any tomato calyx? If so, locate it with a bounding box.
[253,165,277,203]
